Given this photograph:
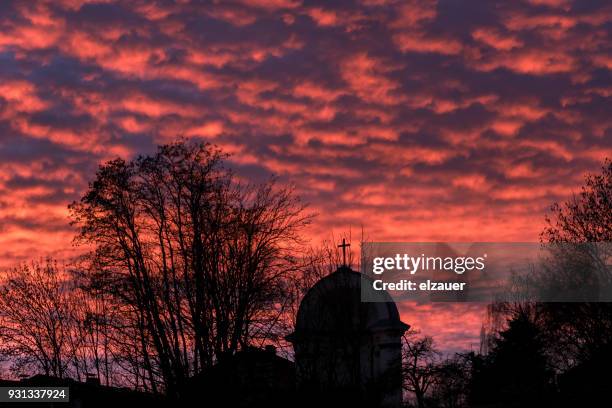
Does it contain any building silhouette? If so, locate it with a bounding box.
[287,265,409,407]
[181,346,294,407]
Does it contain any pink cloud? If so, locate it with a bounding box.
[0,0,610,352]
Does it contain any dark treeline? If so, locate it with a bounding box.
[401,159,612,408]
[0,141,610,407]
[0,140,343,396]
[471,159,612,408]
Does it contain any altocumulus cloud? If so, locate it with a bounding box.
[0,0,610,350]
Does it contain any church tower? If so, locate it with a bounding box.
[287,246,409,408]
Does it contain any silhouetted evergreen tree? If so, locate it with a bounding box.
[470,311,553,407]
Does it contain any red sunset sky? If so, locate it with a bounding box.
[0,0,610,352]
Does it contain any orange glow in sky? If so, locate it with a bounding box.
[0,0,610,352]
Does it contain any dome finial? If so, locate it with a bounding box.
[337,238,350,267]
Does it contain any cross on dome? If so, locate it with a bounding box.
[338,238,350,267]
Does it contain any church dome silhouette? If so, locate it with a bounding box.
[287,265,408,408]
[290,266,407,337]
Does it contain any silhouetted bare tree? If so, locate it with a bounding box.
[429,354,470,408]
[538,159,612,405]
[536,159,612,359]
[66,276,115,385]
[0,259,73,378]
[69,140,311,396]
[479,158,612,406]
[402,330,441,408]
[542,158,611,244]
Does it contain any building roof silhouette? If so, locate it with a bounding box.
[288,266,408,341]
